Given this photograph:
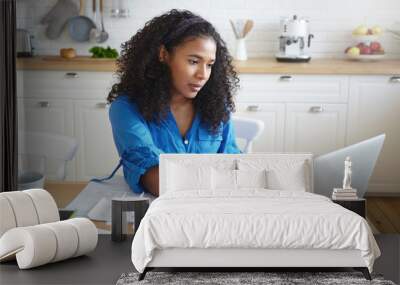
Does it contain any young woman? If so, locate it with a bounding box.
[108,9,240,196]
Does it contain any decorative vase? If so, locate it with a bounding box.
[235,38,247,61]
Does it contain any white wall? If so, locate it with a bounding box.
[17,0,400,58]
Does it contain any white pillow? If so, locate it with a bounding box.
[167,162,212,191]
[211,168,268,191]
[236,169,268,189]
[237,158,309,191]
[266,163,307,191]
[212,168,237,190]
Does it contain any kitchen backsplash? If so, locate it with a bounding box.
[17,0,400,58]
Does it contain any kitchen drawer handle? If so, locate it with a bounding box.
[309,106,324,113]
[96,102,109,108]
[38,101,50,108]
[279,75,293,82]
[246,105,260,112]
[65,72,79,79]
[389,76,400,83]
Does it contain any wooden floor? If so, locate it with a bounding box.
[44,181,400,234]
[366,197,400,234]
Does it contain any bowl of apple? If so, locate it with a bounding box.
[345,25,385,61]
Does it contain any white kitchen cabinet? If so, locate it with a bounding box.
[17,98,25,131]
[238,74,348,103]
[18,98,76,180]
[18,70,117,182]
[22,70,116,100]
[236,74,348,155]
[347,75,400,194]
[19,98,74,135]
[285,103,347,155]
[17,70,24,98]
[74,100,121,181]
[234,103,285,152]
[17,68,400,194]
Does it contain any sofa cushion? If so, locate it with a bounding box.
[0,218,97,269]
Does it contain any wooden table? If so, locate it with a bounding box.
[44,181,115,232]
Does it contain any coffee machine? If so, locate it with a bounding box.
[275,15,314,62]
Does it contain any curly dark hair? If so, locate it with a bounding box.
[108,9,239,133]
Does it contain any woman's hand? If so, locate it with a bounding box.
[140,166,159,196]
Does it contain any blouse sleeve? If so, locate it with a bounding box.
[217,117,242,154]
[109,97,163,193]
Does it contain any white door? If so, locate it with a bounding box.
[18,98,76,180]
[74,100,121,181]
[285,103,347,155]
[234,103,285,152]
[347,75,400,194]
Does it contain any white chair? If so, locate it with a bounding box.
[18,131,78,180]
[232,116,265,153]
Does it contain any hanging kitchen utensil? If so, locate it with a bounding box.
[96,0,109,43]
[41,0,79,40]
[68,0,96,42]
[89,0,101,42]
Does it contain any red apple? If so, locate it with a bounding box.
[356,42,366,48]
[370,41,381,52]
[360,45,372,55]
[372,47,385,54]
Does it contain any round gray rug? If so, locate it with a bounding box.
[116,271,395,285]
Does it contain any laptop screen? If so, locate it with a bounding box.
[313,134,385,198]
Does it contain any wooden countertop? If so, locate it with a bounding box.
[17,56,400,75]
[17,56,118,72]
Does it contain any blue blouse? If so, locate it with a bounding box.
[109,95,240,194]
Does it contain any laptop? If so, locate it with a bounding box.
[313,134,386,198]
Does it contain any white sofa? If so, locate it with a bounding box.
[0,189,98,269]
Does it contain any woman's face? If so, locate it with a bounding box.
[161,36,217,101]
